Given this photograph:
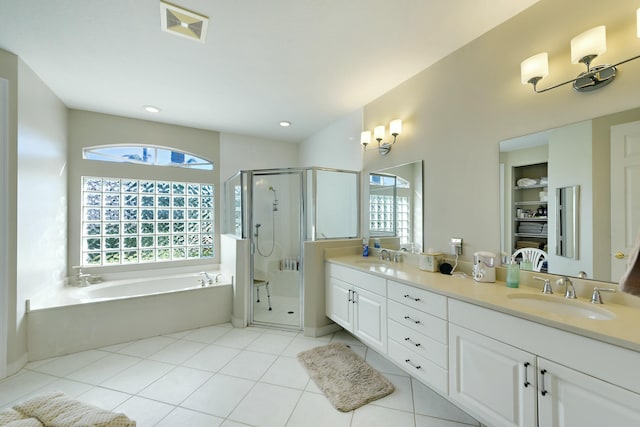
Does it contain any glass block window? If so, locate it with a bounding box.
[369,173,411,244]
[81,177,214,266]
[83,145,213,170]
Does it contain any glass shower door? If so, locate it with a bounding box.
[250,170,303,329]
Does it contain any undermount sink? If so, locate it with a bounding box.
[507,293,616,320]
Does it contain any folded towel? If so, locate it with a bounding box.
[516,178,539,187]
[620,232,640,296]
[12,392,136,427]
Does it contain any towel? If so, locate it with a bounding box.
[12,392,135,427]
[620,232,640,296]
[0,408,44,427]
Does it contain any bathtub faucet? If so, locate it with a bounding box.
[71,266,94,287]
[199,272,214,286]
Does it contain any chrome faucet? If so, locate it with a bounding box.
[557,277,576,299]
[200,272,214,285]
[590,287,616,304]
[71,266,92,287]
[379,249,391,261]
[533,277,553,294]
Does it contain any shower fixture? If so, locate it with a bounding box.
[255,187,278,257]
[269,186,279,212]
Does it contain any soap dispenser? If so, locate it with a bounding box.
[506,256,520,288]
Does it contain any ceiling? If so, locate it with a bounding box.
[0,0,538,142]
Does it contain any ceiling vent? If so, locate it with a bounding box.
[160,1,208,43]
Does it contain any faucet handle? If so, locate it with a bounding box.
[533,277,553,294]
[590,287,616,304]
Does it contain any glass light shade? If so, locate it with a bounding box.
[521,53,549,84]
[571,26,606,64]
[389,119,402,136]
[374,125,385,141]
[360,131,371,146]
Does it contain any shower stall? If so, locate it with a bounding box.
[223,167,359,330]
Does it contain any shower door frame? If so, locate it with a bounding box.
[246,168,306,330]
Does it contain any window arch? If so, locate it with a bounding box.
[83,145,213,170]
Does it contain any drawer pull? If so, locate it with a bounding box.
[348,289,352,302]
[523,362,530,388]
[403,294,421,302]
[540,369,548,396]
[405,359,422,370]
[404,337,422,347]
[404,315,421,324]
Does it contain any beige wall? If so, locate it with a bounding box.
[67,110,220,271]
[360,0,640,261]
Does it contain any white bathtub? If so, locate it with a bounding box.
[27,269,233,360]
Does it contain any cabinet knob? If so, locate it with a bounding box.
[615,252,626,260]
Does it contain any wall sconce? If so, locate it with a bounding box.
[521,9,640,93]
[361,119,402,155]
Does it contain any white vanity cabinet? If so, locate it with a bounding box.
[387,280,449,394]
[449,324,537,427]
[448,299,640,427]
[325,263,387,354]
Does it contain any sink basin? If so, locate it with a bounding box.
[507,293,616,320]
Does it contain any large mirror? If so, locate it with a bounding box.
[367,161,423,252]
[500,107,640,283]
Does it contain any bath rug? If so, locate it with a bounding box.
[297,342,394,412]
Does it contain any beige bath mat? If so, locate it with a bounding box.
[297,342,394,412]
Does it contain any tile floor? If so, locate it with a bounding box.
[0,324,480,427]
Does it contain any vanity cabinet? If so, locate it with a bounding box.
[387,280,449,394]
[325,263,387,354]
[449,299,640,427]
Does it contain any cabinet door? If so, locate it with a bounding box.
[449,325,537,427]
[326,277,353,330]
[538,358,640,427]
[353,286,387,354]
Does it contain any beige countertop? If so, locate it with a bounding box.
[326,254,640,353]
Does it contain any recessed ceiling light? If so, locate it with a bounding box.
[280,121,291,127]
[144,105,161,113]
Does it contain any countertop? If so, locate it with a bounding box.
[326,254,640,353]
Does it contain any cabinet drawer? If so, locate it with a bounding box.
[388,300,447,344]
[388,280,447,319]
[388,338,448,395]
[326,263,386,296]
[388,319,447,369]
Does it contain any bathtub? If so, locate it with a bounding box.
[27,269,233,360]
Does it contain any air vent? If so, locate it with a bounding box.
[160,1,208,43]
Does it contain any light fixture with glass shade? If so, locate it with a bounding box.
[521,9,640,93]
[361,119,402,155]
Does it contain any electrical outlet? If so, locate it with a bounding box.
[451,237,463,256]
